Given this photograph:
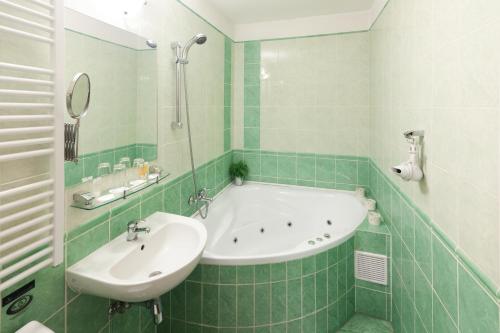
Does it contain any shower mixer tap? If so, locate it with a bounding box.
[198,188,213,202]
[188,188,213,219]
[189,188,213,206]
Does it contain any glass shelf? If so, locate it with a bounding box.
[71,172,170,210]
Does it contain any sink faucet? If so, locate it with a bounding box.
[126,220,151,241]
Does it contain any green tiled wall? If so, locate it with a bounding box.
[6,149,499,333]
[64,143,158,187]
[354,221,392,322]
[160,237,355,332]
[224,37,232,152]
[243,41,261,150]
[233,149,369,191]
[368,161,500,333]
[1,151,232,333]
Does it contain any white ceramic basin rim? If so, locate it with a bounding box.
[66,212,207,302]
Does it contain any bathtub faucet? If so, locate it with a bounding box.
[189,188,212,218]
[198,188,213,203]
[189,188,212,205]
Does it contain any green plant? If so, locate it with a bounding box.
[229,161,249,180]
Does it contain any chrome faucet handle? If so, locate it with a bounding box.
[188,188,213,206]
[126,219,150,241]
[198,188,213,201]
[199,187,212,196]
[136,226,151,233]
[127,219,144,230]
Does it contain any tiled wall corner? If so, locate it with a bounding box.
[234,33,372,158]
[368,161,500,333]
[224,37,233,152]
[354,221,392,322]
[233,149,369,191]
[160,237,355,332]
[243,41,261,150]
[259,33,370,156]
[231,43,245,150]
[370,0,499,291]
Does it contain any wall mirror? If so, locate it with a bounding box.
[64,7,159,187]
[63,6,163,211]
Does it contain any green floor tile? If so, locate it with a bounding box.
[339,314,393,333]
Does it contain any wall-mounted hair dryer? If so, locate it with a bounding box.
[391,130,424,182]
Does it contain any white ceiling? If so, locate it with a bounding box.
[206,0,376,24]
[179,0,387,41]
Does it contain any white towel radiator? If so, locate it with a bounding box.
[0,0,64,292]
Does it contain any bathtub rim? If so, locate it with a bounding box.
[193,181,367,266]
[200,231,356,265]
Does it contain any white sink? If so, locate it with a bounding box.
[66,212,207,302]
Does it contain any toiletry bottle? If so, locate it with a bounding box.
[143,162,150,180]
[133,158,145,179]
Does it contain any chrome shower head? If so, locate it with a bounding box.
[194,34,207,45]
[180,33,207,60]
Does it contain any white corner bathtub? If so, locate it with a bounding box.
[196,183,367,265]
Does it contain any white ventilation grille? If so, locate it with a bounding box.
[355,250,388,285]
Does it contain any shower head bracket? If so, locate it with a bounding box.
[171,121,183,129]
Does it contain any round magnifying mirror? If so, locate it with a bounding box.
[66,73,91,119]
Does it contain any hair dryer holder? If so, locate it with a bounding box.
[391,130,424,182]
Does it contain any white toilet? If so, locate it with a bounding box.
[16,321,54,333]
